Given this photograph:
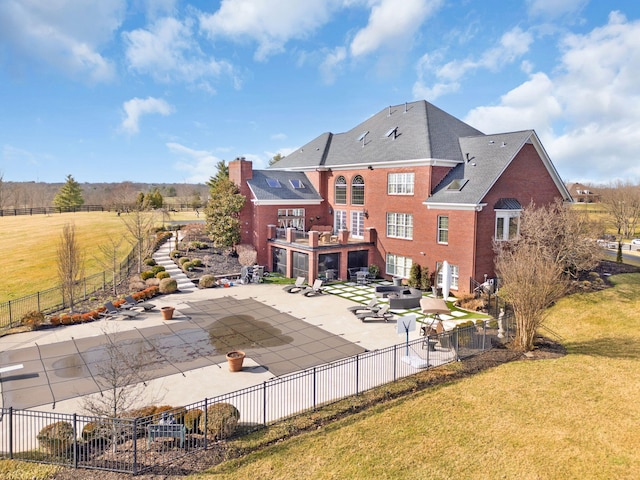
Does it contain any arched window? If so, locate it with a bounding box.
[335,176,347,204]
[351,175,364,205]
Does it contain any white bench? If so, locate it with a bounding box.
[147,424,186,448]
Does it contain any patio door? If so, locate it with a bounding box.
[291,251,309,280]
[351,211,365,238]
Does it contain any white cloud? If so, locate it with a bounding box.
[350,0,443,57]
[123,16,236,89]
[319,46,347,84]
[463,12,640,184]
[167,142,222,183]
[526,0,588,18]
[0,0,124,82]
[121,97,174,135]
[271,133,287,141]
[413,27,533,101]
[199,0,340,61]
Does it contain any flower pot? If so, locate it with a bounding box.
[226,351,245,372]
[161,306,175,320]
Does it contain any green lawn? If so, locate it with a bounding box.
[194,273,640,479]
[0,210,198,302]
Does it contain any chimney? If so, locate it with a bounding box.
[229,157,253,184]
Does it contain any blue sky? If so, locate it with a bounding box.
[1,0,639,186]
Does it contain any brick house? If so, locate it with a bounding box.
[566,183,600,203]
[229,100,571,294]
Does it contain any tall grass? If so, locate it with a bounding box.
[0,210,198,303]
[197,273,640,479]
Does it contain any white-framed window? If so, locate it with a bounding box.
[277,208,305,229]
[335,176,347,204]
[351,175,365,205]
[386,253,413,278]
[387,172,414,195]
[436,262,459,290]
[495,211,520,241]
[351,210,365,238]
[334,209,347,232]
[386,213,413,239]
[437,215,449,244]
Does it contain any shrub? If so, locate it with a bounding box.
[408,263,421,288]
[236,244,257,267]
[146,277,160,287]
[141,270,155,281]
[21,310,45,330]
[182,409,203,433]
[368,264,380,279]
[198,403,240,439]
[178,257,190,265]
[37,421,74,455]
[171,250,181,258]
[159,277,178,294]
[151,265,166,276]
[182,261,195,272]
[144,258,157,267]
[199,274,217,288]
[189,241,208,250]
[191,258,203,267]
[156,271,171,280]
[420,267,431,290]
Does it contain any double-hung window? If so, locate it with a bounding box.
[334,210,347,232]
[387,172,414,195]
[335,176,347,204]
[386,253,412,278]
[436,262,459,290]
[351,175,364,205]
[495,212,520,241]
[437,216,449,244]
[386,213,413,239]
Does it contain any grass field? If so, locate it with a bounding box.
[0,210,199,303]
[196,273,640,479]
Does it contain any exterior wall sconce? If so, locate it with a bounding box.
[363,209,369,219]
[368,165,373,170]
[328,207,333,214]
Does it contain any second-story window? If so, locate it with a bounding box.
[437,215,449,244]
[351,175,364,205]
[335,176,347,204]
[388,172,414,195]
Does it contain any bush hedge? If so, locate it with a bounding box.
[198,403,240,440]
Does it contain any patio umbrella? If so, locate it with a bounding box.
[419,297,451,316]
[441,260,451,299]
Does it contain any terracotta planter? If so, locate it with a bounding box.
[226,351,245,372]
[161,306,175,320]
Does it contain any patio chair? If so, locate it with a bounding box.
[356,304,393,322]
[283,277,307,293]
[302,279,324,297]
[347,298,382,316]
[124,295,156,311]
[100,301,140,320]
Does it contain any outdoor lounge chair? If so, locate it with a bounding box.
[124,295,156,311]
[283,277,307,293]
[100,301,140,320]
[356,304,394,322]
[347,298,382,316]
[302,279,324,297]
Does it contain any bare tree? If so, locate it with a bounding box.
[57,223,85,311]
[495,199,601,350]
[0,172,5,210]
[82,328,160,451]
[95,235,127,295]
[599,180,640,238]
[120,208,157,273]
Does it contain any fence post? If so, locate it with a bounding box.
[132,418,138,475]
[393,345,397,382]
[203,398,208,448]
[355,355,360,396]
[73,414,78,469]
[8,407,13,459]
[312,367,317,411]
[263,382,267,426]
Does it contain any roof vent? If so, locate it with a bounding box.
[501,142,506,147]
[488,140,495,144]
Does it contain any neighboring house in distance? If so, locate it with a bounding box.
[229,100,572,294]
[566,183,600,203]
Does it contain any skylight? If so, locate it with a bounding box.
[446,179,468,191]
[289,179,305,189]
[266,178,281,188]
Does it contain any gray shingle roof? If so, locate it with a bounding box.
[427,131,535,205]
[247,170,322,202]
[271,101,484,169]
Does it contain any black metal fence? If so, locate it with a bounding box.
[0,323,502,475]
[1,243,142,329]
[0,204,197,217]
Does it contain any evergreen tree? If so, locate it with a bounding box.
[205,161,245,249]
[146,188,163,209]
[53,174,84,210]
[269,153,284,166]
